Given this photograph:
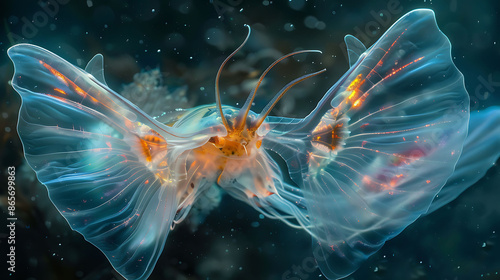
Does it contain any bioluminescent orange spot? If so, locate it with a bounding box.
[255,140,262,149]
[54,88,67,95]
[387,57,424,78]
[312,122,345,151]
[347,74,366,92]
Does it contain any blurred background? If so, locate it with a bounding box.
[0,0,499,279]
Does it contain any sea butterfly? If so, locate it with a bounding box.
[9,9,500,280]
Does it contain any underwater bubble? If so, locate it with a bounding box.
[205,28,229,50]
[165,32,186,49]
[259,214,265,219]
[304,15,318,29]
[262,0,270,6]
[315,21,326,30]
[4,127,11,133]
[86,0,93,7]
[284,23,295,32]
[2,112,8,118]
[251,222,260,227]
[288,0,306,11]
[171,0,191,14]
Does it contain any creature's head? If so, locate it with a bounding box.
[208,107,260,157]
[210,24,325,157]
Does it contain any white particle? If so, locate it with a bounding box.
[284,23,295,31]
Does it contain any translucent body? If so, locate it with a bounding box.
[8,9,499,280]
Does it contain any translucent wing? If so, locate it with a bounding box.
[261,9,469,279]
[85,53,107,85]
[344,35,367,67]
[8,44,211,280]
[427,106,500,213]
